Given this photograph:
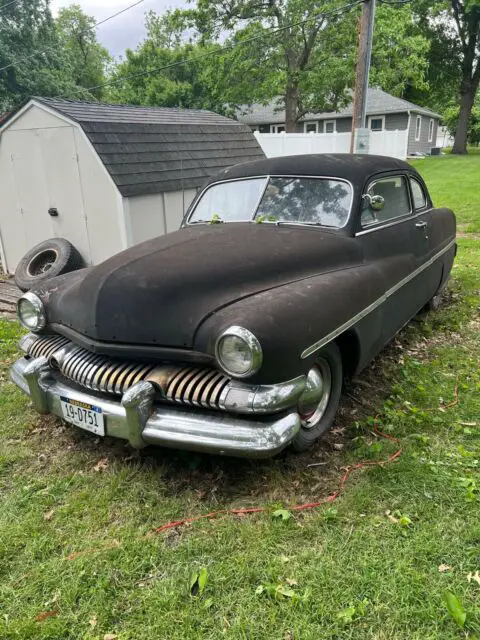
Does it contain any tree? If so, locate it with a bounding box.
[106,1,429,126]
[417,1,480,154]
[194,0,357,132]
[56,5,110,97]
[0,0,91,112]
[190,0,431,131]
[370,4,430,98]
[443,101,480,146]
[106,11,227,112]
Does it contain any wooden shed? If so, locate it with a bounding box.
[0,98,264,273]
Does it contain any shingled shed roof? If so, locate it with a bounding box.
[33,98,265,198]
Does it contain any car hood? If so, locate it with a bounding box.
[42,223,362,349]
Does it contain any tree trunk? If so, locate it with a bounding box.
[452,81,476,154]
[284,80,299,133]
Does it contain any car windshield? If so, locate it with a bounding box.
[188,176,352,228]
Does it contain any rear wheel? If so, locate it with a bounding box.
[425,276,450,312]
[291,342,343,452]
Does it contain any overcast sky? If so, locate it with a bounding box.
[50,0,187,58]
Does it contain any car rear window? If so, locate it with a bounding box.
[189,177,352,228]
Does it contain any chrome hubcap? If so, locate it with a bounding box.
[298,359,332,429]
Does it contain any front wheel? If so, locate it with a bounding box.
[291,342,343,452]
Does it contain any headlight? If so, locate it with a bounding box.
[16,292,46,332]
[215,326,262,377]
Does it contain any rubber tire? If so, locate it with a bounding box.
[425,292,442,311]
[424,276,449,312]
[14,238,84,292]
[291,342,343,452]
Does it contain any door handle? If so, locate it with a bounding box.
[415,221,427,229]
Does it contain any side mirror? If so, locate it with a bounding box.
[370,195,385,211]
[362,193,385,211]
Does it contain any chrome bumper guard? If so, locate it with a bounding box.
[10,356,301,458]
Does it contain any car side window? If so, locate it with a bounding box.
[361,175,411,227]
[410,177,427,210]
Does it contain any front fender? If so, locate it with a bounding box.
[194,263,390,384]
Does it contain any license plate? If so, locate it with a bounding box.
[60,396,105,436]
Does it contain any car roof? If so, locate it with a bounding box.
[209,153,417,186]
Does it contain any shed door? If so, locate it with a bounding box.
[9,126,90,268]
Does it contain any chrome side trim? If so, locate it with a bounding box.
[355,208,434,236]
[301,238,456,359]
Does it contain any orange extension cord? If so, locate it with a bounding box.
[151,384,459,535]
[151,427,402,534]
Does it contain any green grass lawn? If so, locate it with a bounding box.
[0,158,479,639]
[410,153,480,234]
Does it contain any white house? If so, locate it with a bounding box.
[0,98,264,274]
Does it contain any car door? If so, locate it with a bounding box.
[356,172,425,344]
[407,174,450,300]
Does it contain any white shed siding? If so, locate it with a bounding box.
[126,188,197,244]
[72,128,124,264]
[0,104,125,272]
[7,104,70,131]
[127,193,166,244]
[0,130,28,271]
[163,189,197,232]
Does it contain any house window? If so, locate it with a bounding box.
[325,120,336,134]
[428,118,434,143]
[369,116,384,132]
[304,121,318,134]
[415,115,422,141]
[270,124,285,133]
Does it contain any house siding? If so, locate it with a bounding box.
[407,113,439,154]
[385,113,408,130]
[258,113,409,135]
[335,117,352,133]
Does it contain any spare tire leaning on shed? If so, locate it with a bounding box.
[14,238,84,292]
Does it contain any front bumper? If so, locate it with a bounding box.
[10,356,301,458]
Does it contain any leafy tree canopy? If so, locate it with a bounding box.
[0,0,108,113]
[414,0,479,153]
[107,1,430,132]
[56,4,111,97]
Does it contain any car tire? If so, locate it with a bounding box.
[424,276,449,312]
[291,341,343,452]
[14,238,84,292]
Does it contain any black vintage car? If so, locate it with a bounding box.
[11,154,456,458]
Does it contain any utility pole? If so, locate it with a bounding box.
[350,0,376,154]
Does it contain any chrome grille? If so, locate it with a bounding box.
[166,367,231,409]
[21,333,230,409]
[28,334,70,359]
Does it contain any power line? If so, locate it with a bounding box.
[0,0,18,14]
[83,0,363,95]
[377,0,412,5]
[0,0,146,72]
